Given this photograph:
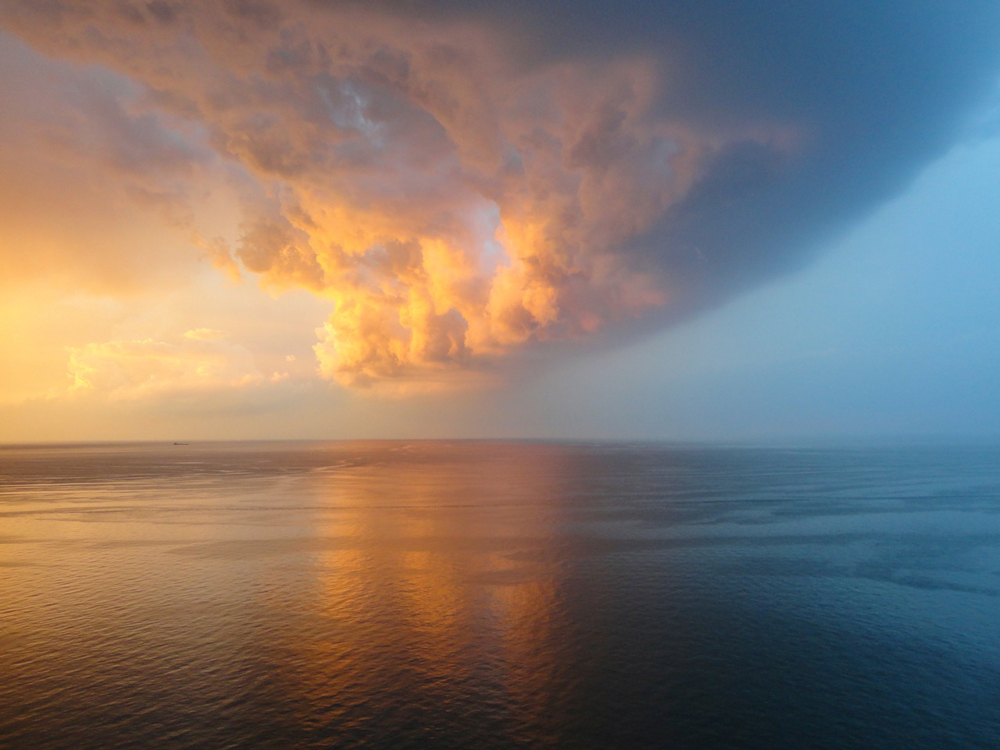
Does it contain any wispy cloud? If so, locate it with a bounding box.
[67,332,287,401]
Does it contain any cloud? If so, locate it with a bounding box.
[191,234,242,283]
[183,327,230,341]
[0,32,235,294]
[67,331,287,402]
[3,1,999,389]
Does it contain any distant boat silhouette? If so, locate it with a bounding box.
[173,442,189,446]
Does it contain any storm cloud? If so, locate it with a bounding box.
[2,0,998,389]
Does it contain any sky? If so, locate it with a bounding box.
[1,0,998,443]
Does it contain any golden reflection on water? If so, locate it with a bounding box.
[0,442,612,745]
[273,445,573,733]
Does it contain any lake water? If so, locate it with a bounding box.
[1,441,999,749]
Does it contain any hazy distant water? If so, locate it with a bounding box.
[1,441,999,750]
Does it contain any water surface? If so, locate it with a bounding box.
[1,441,999,749]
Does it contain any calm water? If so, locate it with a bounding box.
[1,441,999,749]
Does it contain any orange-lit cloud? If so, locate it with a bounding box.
[67,330,288,401]
[0,1,798,391]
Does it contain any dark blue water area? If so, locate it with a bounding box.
[1,441,998,749]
